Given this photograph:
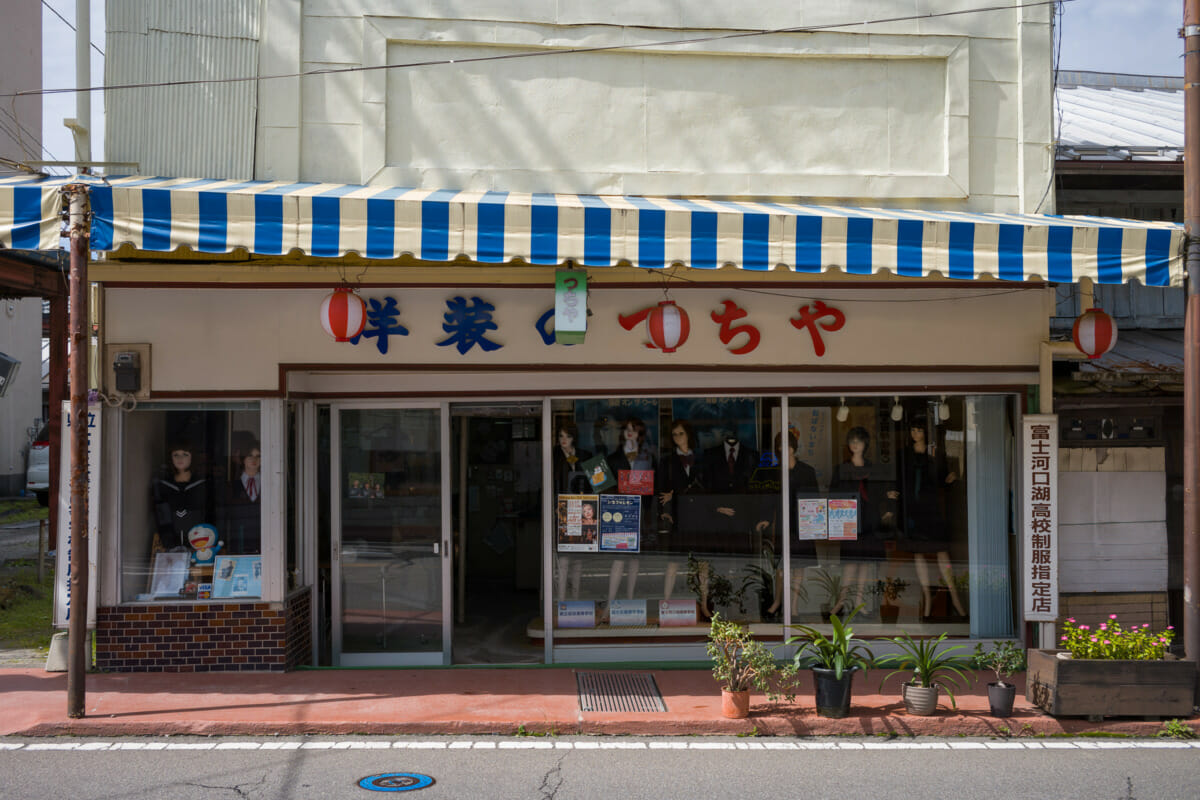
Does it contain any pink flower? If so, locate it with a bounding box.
[1089,636,1097,643]
[1060,635,1068,641]
[1168,626,1175,630]
[1080,625,1090,630]
[1109,614,1117,619]
[1067,618,1076,624]
[1099,624,1108,630]
[1143,624,1150,628]
[1103,640,1111,645]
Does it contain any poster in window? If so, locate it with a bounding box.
[617,469,654,495]
[148,551,190,599]
[827,497,859,541]
[556,494,599,552]
[795,498,829,540]
[213,555,263,598]
[577,453,616,493]
[598,494,640,552]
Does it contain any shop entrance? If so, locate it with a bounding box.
[330,403,451,666]
[450,404,544,664]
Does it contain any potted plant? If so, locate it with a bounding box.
[972,640,1025,717]
[786,604,874,718]
[810,567,843,623]
[872,576,909,624]
[706,613,796,718]
[877,631,973,715]
[1027,615,1192,719]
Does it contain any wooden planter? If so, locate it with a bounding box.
[1026,649,1196,720]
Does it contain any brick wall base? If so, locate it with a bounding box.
[96,586,312,672]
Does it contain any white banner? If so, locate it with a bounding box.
[1022,414,1058,622]
[54,401,101,629]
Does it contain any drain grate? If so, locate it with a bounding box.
[576,672,667,713]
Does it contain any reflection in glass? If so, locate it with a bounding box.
[339,408,442,654]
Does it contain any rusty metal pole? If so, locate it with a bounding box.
[65,185,90,719]
[1184,0,1200,668]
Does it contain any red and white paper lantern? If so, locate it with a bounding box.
[1072,307,1117,360]
[319,288,367,342]
[645,300,690,353]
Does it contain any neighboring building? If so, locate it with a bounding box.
[1,2,1184,672]
[1052,71,1185,636]
[0,0,46,497]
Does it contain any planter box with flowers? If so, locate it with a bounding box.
[1026,615,1194,719]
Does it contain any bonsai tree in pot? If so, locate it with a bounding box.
[706,613,796,719]
[972,640,1026,717]
[786,604,874,718]
[876,631,974,715]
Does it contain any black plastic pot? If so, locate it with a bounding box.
[812,667,857,718]
[987,681,1016,717]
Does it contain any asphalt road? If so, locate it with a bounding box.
[2,736,1198,800]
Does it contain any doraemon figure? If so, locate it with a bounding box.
[187,523,222,566]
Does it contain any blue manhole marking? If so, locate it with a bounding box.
[359,773,435,792]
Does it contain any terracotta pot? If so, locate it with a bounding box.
[987,682,1017,717]
[721,688,751,719]
[901,682,939,716]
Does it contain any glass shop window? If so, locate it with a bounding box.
[551,397,784,633]
[783,396,1015,638]
[119,403,263,603]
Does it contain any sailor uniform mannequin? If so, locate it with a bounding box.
[153,443,208,552]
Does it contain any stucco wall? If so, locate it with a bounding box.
[107,1,1054,212]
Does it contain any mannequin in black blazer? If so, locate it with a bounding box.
[224,442,262,554]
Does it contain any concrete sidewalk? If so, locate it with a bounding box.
[1,667,1196,739]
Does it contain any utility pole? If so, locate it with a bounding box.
[65,185,90,719]
[1183,0,1200,669]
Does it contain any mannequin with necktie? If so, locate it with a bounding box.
[224,440,263,554]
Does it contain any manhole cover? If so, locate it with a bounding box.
[577,671,667,713]
[358,773,436,792]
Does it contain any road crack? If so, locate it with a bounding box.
[538,751,569,800]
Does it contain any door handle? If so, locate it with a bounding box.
[433,541,440,555]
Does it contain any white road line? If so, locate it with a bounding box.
[5,738,1200,751]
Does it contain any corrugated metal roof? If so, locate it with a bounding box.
[1055,71,1183,161]
[104,0,259,180]
[1069,329,1183,392]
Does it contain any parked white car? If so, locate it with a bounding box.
[25,423,49,506]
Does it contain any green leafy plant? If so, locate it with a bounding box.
[876,631,974,709]
[810,567,843,618]
[706,613,796,700]
[786,604,874,679]
[1157,719,1198,740]
[972,640,1026,688]
[872,576,909,604]
[1059,615,1173,660]
[687,555,745,614]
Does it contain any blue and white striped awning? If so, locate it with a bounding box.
[0,174,1184,286]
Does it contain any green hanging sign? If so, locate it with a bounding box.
[554,270,588,345]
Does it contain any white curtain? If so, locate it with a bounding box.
[966,395,1016,638]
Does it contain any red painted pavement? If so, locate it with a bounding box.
[0,668,1194,738]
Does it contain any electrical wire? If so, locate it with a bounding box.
[41,0,105,57]
[5,0,1072,99]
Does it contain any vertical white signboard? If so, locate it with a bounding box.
[1022,414,1058,622]
[53,401,101,628]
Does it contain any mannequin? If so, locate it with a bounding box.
[897,416,966,618]
[657,420,703,600]
[153,440,209,552]
[828,426,894,616]
[755,430,820,618]
[691,423,760,618]
[224,440,262,554]
[604,417,654,616]
[552,422,591,600]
